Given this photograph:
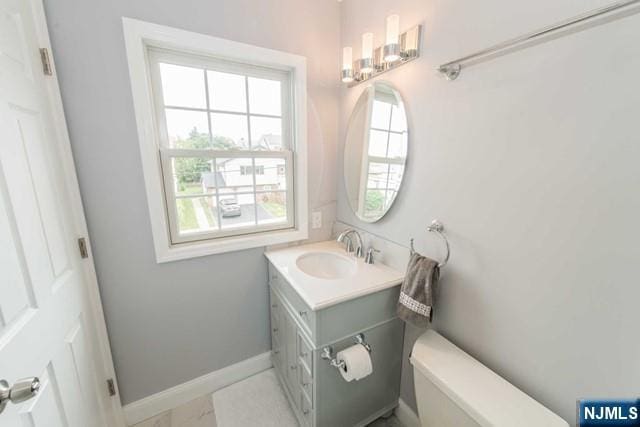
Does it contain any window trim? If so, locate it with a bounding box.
[123,17,308,262]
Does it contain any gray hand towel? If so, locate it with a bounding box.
[397,252,440,328]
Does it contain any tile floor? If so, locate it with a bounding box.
[132,369,404,427]
[132,394,216,427]
[212,369,297,427]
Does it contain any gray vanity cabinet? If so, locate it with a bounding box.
[268,263,403,427]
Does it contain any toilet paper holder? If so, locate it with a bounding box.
[321,333,371,369]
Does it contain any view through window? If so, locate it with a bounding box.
[363,94,408,220]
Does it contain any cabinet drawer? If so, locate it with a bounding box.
[297,332,313,374]
[270,268,316,338]
[269,288,280,313]
[271,315,281,342]
[269,289,280,330]
[299,389,313,426]
[271,334,284,372]
[271,324,281,347]
[268,263,281,287]
[298,362,313,403]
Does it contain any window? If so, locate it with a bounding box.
[151,49,296,242]
[240,165,265,175]
[123,19,308,262]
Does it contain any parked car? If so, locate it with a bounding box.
[220,198,241,217]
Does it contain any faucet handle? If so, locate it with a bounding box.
[364,247,380,264]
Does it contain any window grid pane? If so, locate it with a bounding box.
[162,149,292,242]
[160,63,207,109]
[175,195,219,234]
[207,70,247,113]
[161,63,285,152]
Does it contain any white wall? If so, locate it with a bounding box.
[43,0,340,404]
[338,0,640,424]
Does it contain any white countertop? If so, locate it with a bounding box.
[265,241,405,310]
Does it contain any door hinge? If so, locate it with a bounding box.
[39,48,53,76]
[106,379,116,397]
[78,237,89,259]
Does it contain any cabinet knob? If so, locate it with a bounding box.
[272,328,278,332]
[271,303,278,308]
[290,365,297,370]
[303,409,310,415]
[299,310,307,317]
[300,352,308,358]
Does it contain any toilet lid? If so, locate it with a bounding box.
[411,330,568,427]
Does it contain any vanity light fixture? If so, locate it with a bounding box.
[359,32,374,74]
[341,16,421,87]
[342,47,354,82]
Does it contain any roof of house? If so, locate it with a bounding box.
[254,134,282,150]
[201,171,226,188]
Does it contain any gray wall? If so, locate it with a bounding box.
[338,0,640,425]
[44,0,340,404]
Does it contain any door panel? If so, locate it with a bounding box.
[0,0,117,424]
[13,107,71,278]
[0,188,33,329]
[20,369,67,427]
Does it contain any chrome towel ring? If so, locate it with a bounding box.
[410,219,450,268]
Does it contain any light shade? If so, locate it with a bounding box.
[386,14,400,45]
[403,26,420,57]
[342,47,353,70]
[342,46,354,82]
[384,14,401,62]
[361,32,374,73]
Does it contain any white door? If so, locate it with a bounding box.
[0,0,121,425]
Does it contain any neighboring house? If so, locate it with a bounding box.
[200,171,226,193]
[200,135,286,204]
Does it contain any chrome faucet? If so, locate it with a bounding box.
[336,229,364,257]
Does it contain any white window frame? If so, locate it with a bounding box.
[123,18,308,262]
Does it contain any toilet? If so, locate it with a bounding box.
[410,330,569,427]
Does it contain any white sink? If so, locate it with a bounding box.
[265,241,404,310]
[295,252,356,280]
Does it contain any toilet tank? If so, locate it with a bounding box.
[410,330,569,427]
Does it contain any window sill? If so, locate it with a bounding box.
[155,227,308,263]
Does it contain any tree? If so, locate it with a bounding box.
[173,128,238,185]
[365,190,385,217]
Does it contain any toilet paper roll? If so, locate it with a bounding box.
[336,344,373,382]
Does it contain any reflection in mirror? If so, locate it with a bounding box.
[344,82,408,222]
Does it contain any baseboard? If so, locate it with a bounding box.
[123,352,272,425]
[395,398,421,427]
[356,401,399,427]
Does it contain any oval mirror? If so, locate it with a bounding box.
[344,82,408,222]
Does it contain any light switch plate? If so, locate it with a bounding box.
[312,211,322,229]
